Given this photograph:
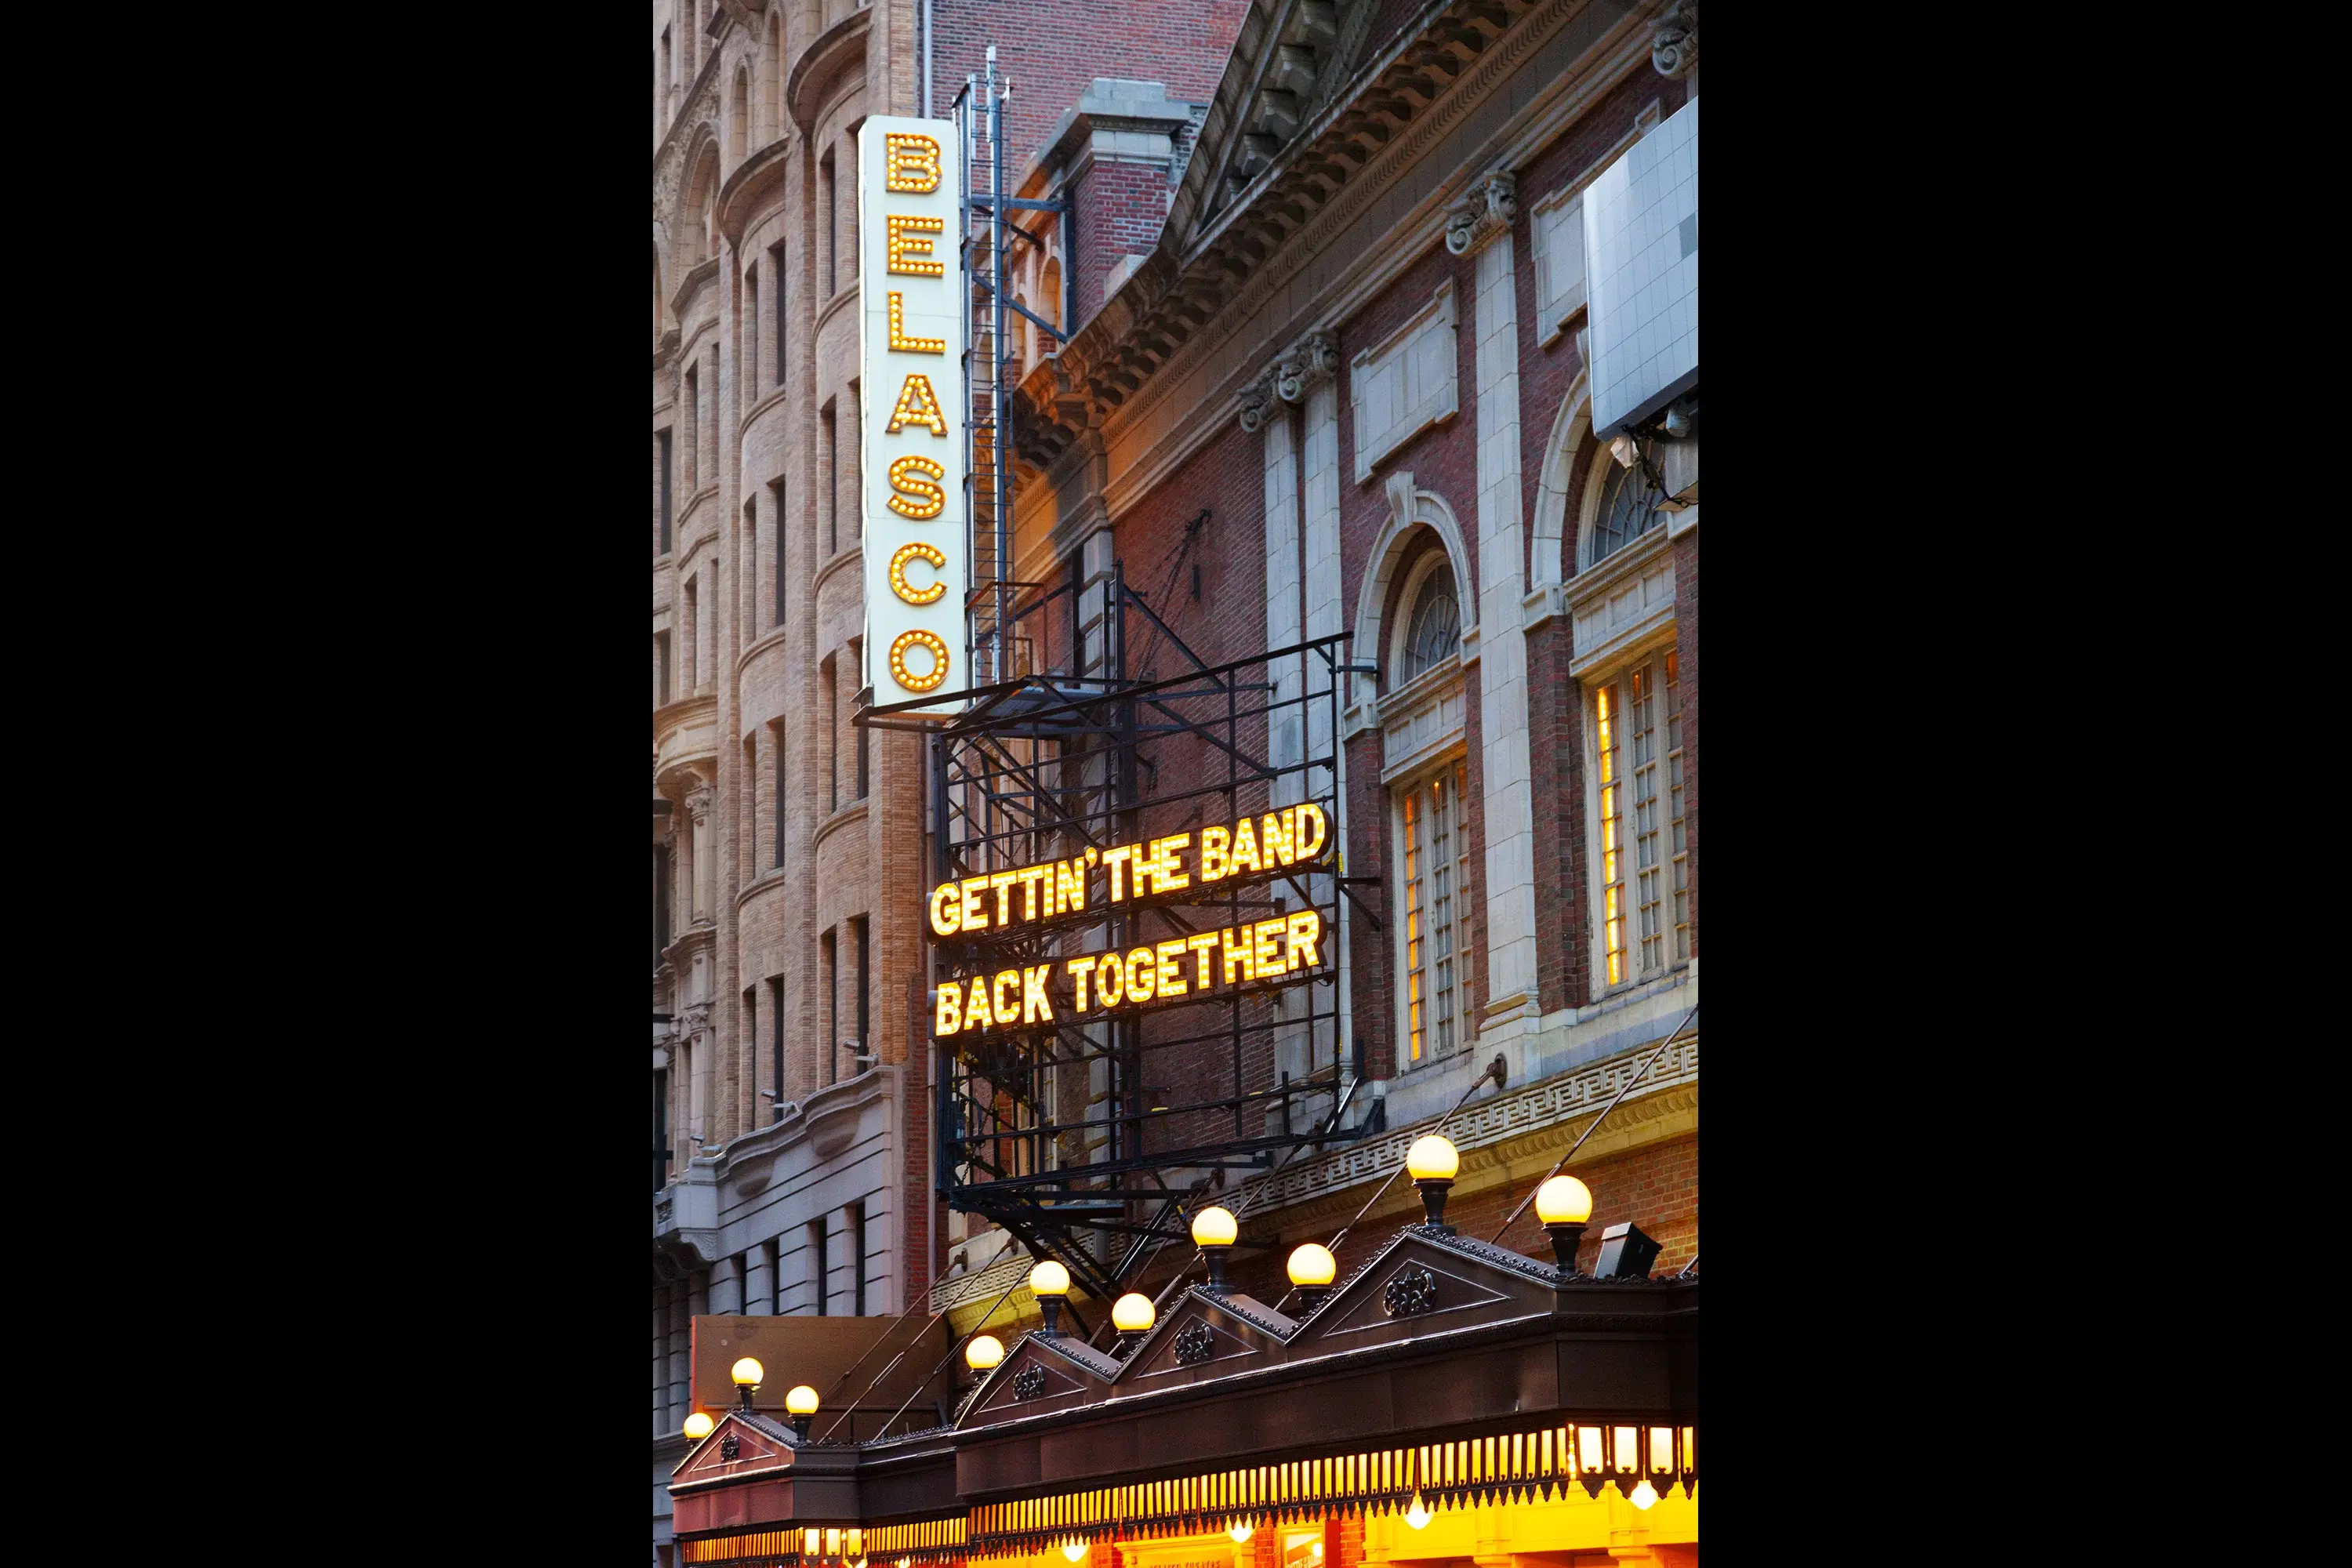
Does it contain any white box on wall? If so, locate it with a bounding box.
[1585,96,1697,440]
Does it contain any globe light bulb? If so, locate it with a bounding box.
[682,1411,714,1441]
[1112,1291,1156,1332]
[1628,1478,1660,1511]
[965,1334,1005,1370]
[1405,1494,1432,1530]
[1536,1174,1593,1225]
[1029,1260,1071,1298]
[1229,1525,1254,1544]
[1191,1206,1238,1247]
[1287,1242,1337,1287]
[730,1357,765,1388]
[785,1384,820,1416]
[1406,1134,1458,1181]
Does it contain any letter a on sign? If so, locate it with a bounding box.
[858,116,967,718]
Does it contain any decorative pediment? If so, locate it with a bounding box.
[1120,1291,1282,1384]
[1294,1229,1555,1348]
[672,1410,794,1484]
[963,1335,1113,1423]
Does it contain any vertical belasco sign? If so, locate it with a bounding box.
[859,117,967,718]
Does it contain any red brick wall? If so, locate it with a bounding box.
[929,1,1247,170]
[1106,419,1284,1160]
[1075,158,1174,322]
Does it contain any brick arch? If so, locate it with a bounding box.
[674,130,723,269]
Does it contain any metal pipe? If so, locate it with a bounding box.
[922,0,932,119]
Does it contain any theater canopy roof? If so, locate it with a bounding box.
[663,1224,1695,1544]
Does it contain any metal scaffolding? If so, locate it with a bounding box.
[862,564,1378,1308]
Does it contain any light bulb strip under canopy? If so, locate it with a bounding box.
[963,1421,1695,1553]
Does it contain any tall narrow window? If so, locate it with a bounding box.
[682,581,699,696]
[768,975,786,1114]
[819,149,837,298]
[658,430,675,556]
[1399,760,1472,1064]
[847,379,862,556]
[653,844,673,963]
[683,366,699,492]
[822,655,839,812]
[764,1236,782,1313]
[771,722,786,869]
[851,1202,869,1316]
[821,401,838,558]
[1594,647,1686,986]
[769,478,787,629]
[851,637,869,799]
[745,264,760,395]
[652,1066,670,1193]
[769,242,787,388]
[851,915,869,1066]
[809,1218,829,1316]
[822,928,839,1086]
[655,631,672,707]
[742,985,757,1134]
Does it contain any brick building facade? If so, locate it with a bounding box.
[651,2,1700,1562]
[649,5,1251,1565]
[922,0,1701,1369]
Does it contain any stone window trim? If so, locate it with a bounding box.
[1526,100,1661,349]
[1350,281,1458,484]
[1345,473,1474,735]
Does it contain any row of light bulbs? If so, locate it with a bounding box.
[687,1134,1622,1519]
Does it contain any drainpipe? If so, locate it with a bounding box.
[922,0,933,118]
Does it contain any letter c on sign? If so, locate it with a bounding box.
[889,541,948,604]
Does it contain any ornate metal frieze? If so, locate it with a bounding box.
[1445,171,1518,256]
[1012,1367,1047,1401]
[719,1432,739,1460]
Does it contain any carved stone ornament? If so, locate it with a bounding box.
[684,786,714,822]
[1276,332,1340,403]
[1382,1264,1438,1317]
[719,1432,739,1460]
[1012,1366,1048,1400]
[1444,172,1518,256]
[1174,1319,1216,1366]
[1651,1,1697,78]
[1236,371,1277,434]
[680,1002,713,1037]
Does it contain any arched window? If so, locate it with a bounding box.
[1588,448,1663,567]
[732,67,750,160]
[1399,560,1460,683]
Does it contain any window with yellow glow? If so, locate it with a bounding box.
[1399,760,1471,1064]
[1592,646,1684,988]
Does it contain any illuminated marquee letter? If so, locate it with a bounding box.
[888,292,946,354]
[888,628,950,692]
[884,132,942,193]
[889,541,948,605]
[1293,802,1329,861]
[885,455,947,519]
[887,214,946,278]
[929,881,962,936]
[935,982,962,1036]
[887,373,949,437]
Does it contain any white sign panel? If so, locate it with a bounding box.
[1585,95,1697,440]
[858,116,967,716]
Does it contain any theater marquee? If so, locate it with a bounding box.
[858,116,967,717]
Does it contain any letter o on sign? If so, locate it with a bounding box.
[889,628,951,692]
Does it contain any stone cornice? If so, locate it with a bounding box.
[717,130,796,246]
[786,8,869,136]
